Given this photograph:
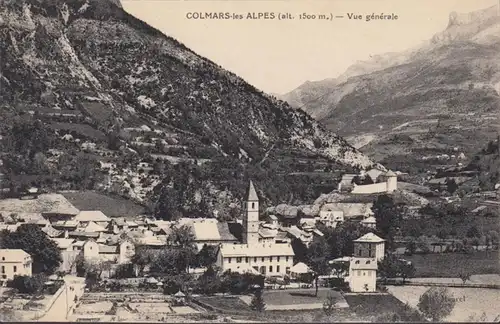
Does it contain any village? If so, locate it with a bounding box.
[0,163,499,323]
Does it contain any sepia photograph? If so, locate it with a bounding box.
[0,0,499,322]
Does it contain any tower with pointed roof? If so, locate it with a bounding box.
[243,180,260,245]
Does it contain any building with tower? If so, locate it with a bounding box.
[349,169,398,194]
[216,181,295,276]
[353,232,385,261]
[346,232,385,293]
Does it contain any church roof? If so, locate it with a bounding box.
[247,180,259,201]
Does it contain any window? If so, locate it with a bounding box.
[286,256,289,262]
[252,203,255,209]
[270,257,273,262]
[1,266,4,273]
[277,266,280,273]
[355,260,360,264]
[368,271,372,277]
[254,257,257,263]
[269,266,273,273]
[366,260,371,264]
[245,257,249,263]
[286,267,290,273]
[261,257,265,262]
[236,257,242,263]
[228,258,232,263]
[358,249,362,256]
[357,271,361,276]
[363,272,366,276]
[13,266,17,273]
[1,275,5,279]
[277,256,280,262]
[1,257,4,261]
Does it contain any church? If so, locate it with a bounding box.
[216,181,295,276]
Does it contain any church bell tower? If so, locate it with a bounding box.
[242,180,260,245]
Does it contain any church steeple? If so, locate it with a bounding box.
[243,180,260,245]
[247,180,259,202]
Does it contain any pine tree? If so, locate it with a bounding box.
[250,289,266,312]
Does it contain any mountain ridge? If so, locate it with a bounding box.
[278,4,500,173]
[0,0,376,219]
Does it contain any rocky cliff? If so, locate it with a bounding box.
[0,0,375,219]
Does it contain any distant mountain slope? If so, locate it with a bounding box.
[0,0,375,219]
[280,5,500,172]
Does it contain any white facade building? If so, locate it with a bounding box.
[347,257,377,293]
[216,181,295,276]
[0,249,32,281]
[217,242,294,276]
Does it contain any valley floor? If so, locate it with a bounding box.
[388,275,500,322]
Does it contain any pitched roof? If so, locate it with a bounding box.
[247,180,259,201]
[53,220,79,228]
[366,168,385,180]
[51,238,75,250]
[113,218,127,227]
[192,221,220,241]
[99,244,118,254]
[385,170,397,177]
[216,222,238,241]
[74,211,111,222]
[68,231,100,238]
[220,242,294,257]
[0,194,79,215]
[354,232,384,243]
[42,225,64,238]
[0,249,31,262]
[290,262,311,274]
[320,204,343,212]
[275,231,289,241]
[259,228,277,238]
[83,221,107,233]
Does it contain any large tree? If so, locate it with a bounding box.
[196,244,218,268]
[372,195,403,247]
[307,236,330,297]
[417,287,456,322]
[0,224,62,274]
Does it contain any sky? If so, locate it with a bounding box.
[121,0,498,94]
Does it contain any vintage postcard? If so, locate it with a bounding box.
[0,0,499,322]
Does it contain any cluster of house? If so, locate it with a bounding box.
[0,178,387,293]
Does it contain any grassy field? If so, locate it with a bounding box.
[263,289,331,305]
[405,251,499,277]
[62,191,149,217]
[388,286,500,322]
[198,291,424,322]
[343,293,420,318]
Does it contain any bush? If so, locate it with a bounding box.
[9,274,45,294]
